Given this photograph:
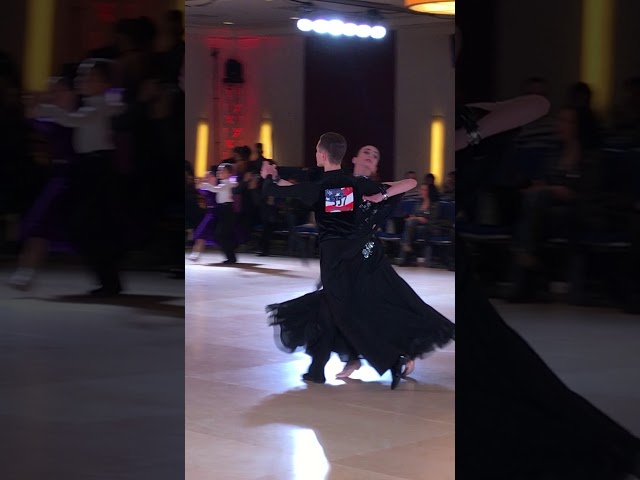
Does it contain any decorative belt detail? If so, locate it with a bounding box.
[362,240,375,258]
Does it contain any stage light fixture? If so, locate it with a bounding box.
[342,22,358,36]
[297,18,313,31]
[312,19,329,34]
[356,24,371,38]
[370,26,386,39]
[295,16,386,39]
[328,19,344,36]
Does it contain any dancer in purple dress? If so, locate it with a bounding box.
[10,74,77,290]
[189,167,219,261]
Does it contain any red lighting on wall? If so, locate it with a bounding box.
[221,84,245,157]
[208,36,272,159]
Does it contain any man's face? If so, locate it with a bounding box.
[352,145,379,177]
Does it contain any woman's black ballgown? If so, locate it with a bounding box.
[455,107,640,480]
[266,186,455,373]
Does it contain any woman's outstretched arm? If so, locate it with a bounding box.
[456,94,551,151]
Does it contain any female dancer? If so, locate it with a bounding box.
[188,167,218,262]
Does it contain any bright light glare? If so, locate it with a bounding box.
[342,23,358,36]
[312,19,329,34]
[370,26,386,39]
[297,18,313,31]
[356,24,371,38]
[327,19,344,36]
[297,17,386,39]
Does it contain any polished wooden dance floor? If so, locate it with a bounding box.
[186,253,456,480]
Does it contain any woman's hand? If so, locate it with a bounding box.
[260,161,277,179]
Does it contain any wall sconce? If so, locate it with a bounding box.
[24,0,56,91]
[259,119,273,159]
[430,116,445,185]
[195,120,209,177]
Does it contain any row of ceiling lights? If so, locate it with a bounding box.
[296,18,387,39]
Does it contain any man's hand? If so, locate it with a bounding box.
[362,193,384,203]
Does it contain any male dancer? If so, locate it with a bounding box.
[32,59,125,295]
[208,163,238,264]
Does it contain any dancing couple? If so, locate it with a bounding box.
[261,132,455,389]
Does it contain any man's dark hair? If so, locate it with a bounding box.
[240,145,251,160]
[318,132,347,165]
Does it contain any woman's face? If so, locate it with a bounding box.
[420,184,430,199]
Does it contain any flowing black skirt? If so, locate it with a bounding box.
[266,235,455,374]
